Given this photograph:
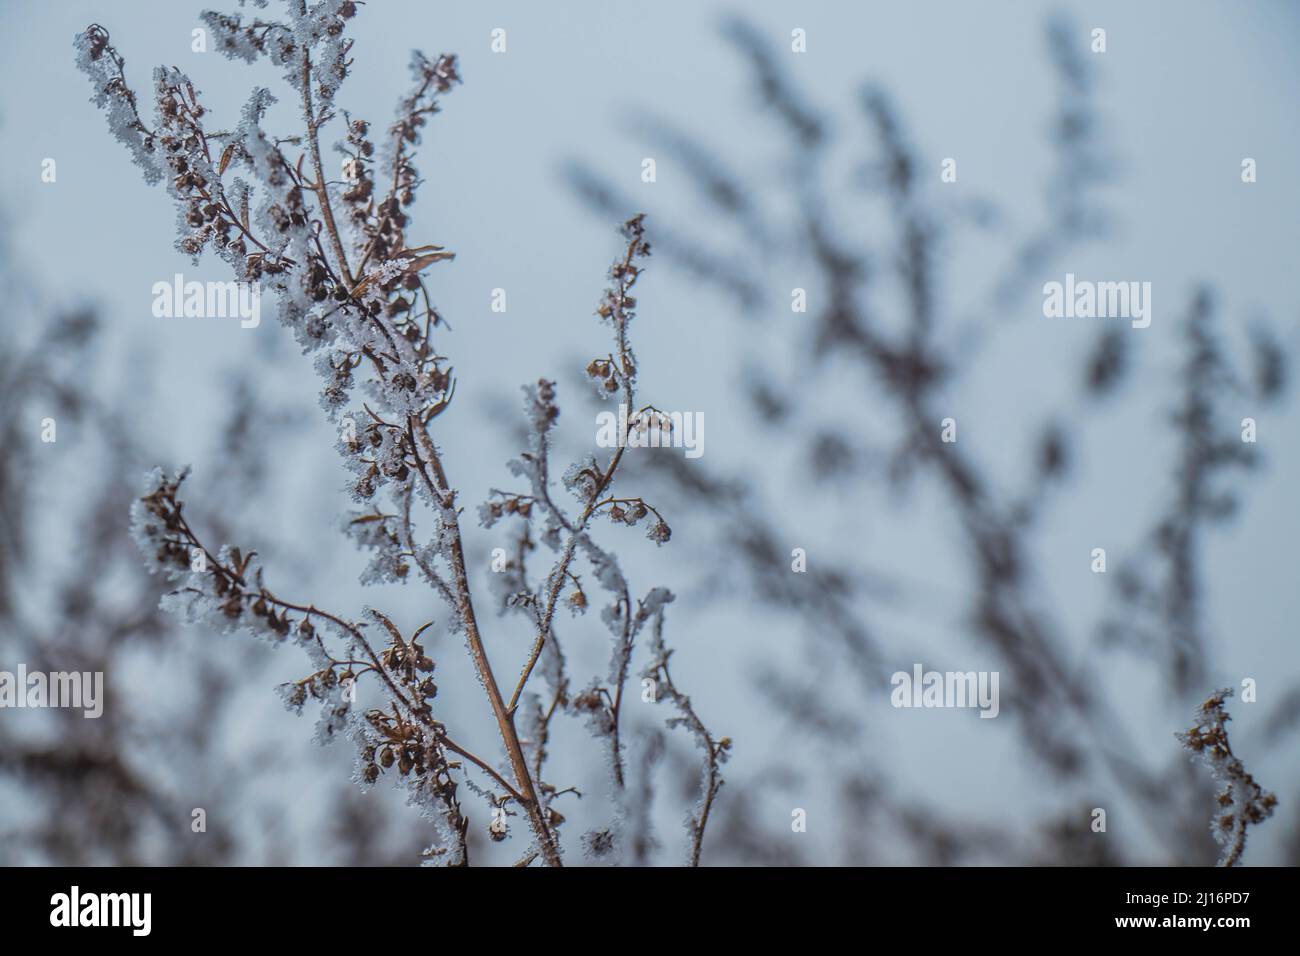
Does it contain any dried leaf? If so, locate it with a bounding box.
[217,143,234,176]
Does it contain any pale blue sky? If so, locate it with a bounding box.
[2,0,1298,864]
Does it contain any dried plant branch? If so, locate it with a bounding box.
[642,596,728,866]
[505,218,662,716]
[78,2,715,866]
[131,469,476,860]
[296,8,354,288]
[1178,688,1278,867]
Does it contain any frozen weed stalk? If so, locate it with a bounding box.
[82,1,723,866]
[1177,688,1277,867]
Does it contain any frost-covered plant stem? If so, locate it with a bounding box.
[406,420,562,865]
[1178,688,1277,866]
[296,12,353,288]
[80,2,719,866]
[506,226,644,716]
[73,1,571,864]
[643,603,727,866]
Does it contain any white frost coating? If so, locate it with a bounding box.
[73,29,163,184]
